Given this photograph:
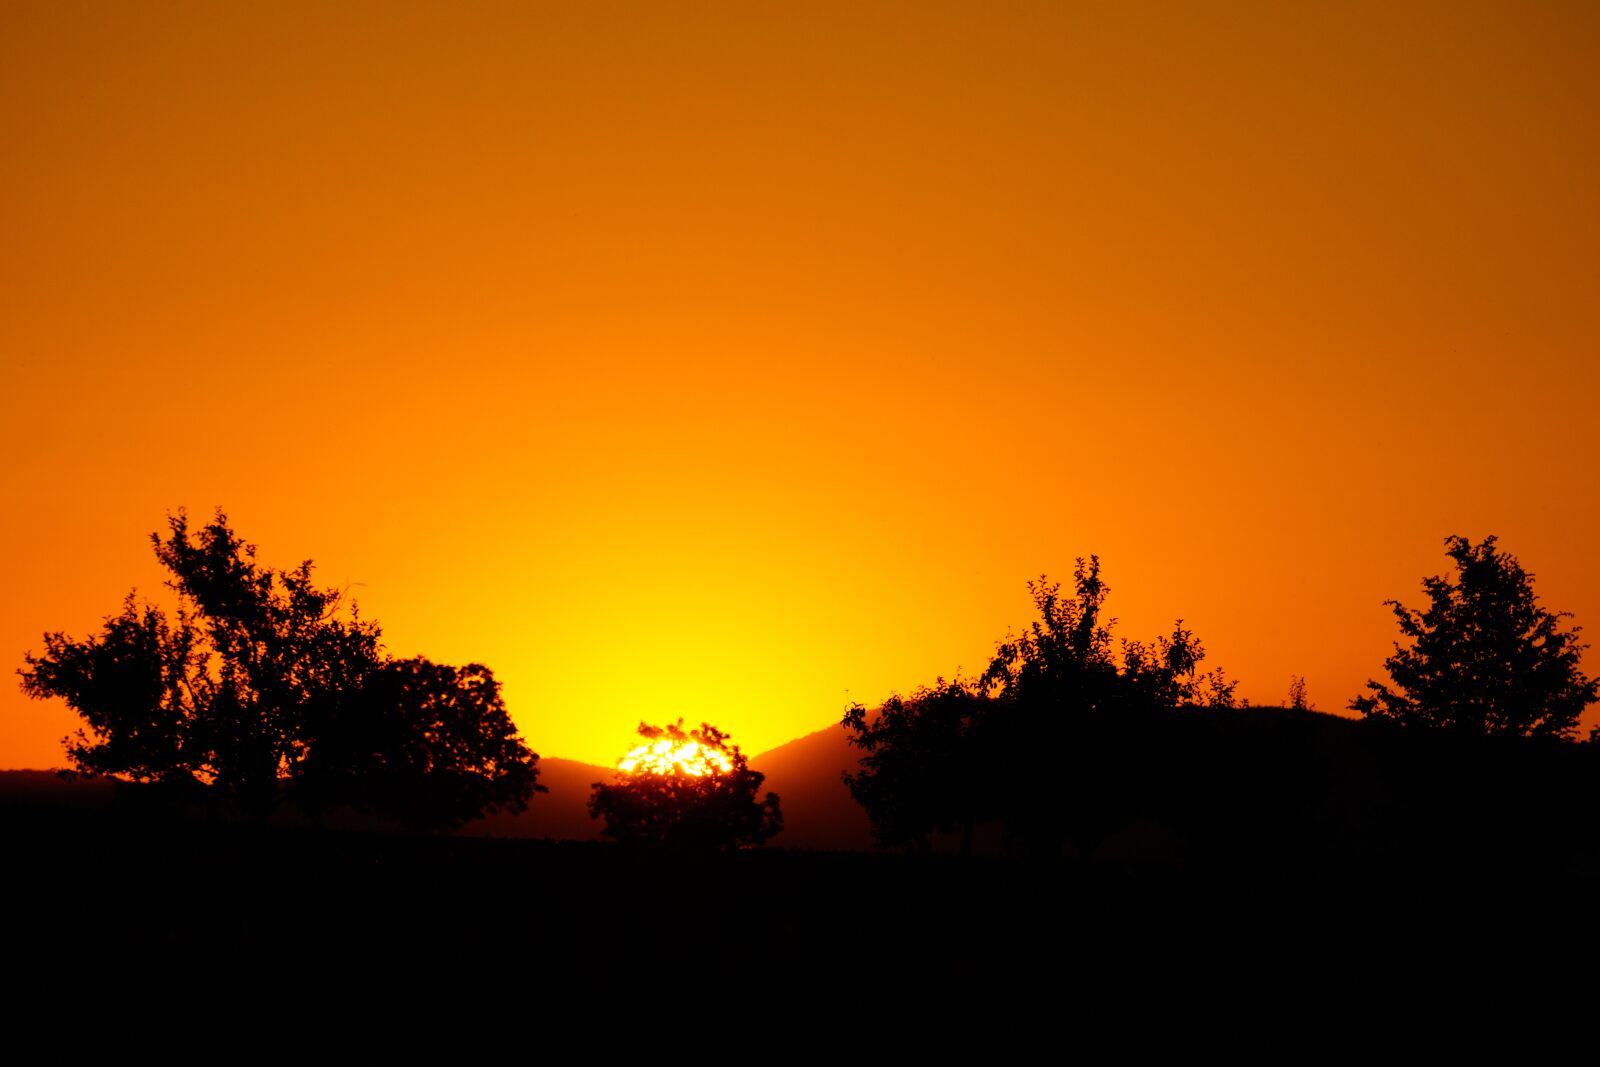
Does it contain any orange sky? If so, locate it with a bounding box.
[3,1,1598,769]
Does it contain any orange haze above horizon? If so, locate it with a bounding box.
[3,2,1599,770]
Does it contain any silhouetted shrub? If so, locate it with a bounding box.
[588,720,781,850]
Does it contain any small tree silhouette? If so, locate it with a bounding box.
[1351,535,1596,738]
[588,720,781,850]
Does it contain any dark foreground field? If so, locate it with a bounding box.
[6,788,1596,1061]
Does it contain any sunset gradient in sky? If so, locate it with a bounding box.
[4,2,1597,768]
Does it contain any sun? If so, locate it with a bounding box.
[617,736,734,777]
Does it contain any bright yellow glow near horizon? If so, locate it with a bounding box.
[618,739,735,778]
[3,2,1599,770]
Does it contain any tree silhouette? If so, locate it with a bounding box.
[981,560,1235,855]
[19,509,542,825]
[843,557,1238,857]
[587,720,781,850]
[979,562,1237,717]
[1352,535,1597,739]
[843,678,994,853]
[297,657,543,831]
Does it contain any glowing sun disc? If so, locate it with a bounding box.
[617,738,734,777]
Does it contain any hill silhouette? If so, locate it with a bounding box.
[1,762,618,840]
[738,704,1404,863]
[464,727,876,848]
[0,769,117,816]
[0,726,882,850]
[8,709,1600,1059]
[11,703,1600,872]
[756,702,1600,871]
[7,755,1594,1060]
[460,757,613,841]
[749,724,873,851]
[457,730,869,848]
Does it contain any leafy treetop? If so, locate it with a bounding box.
[844,556,1238,856]
[1352,535,1596,740]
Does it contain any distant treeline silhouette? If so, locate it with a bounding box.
[842,539,1600,870]
[17,515,1600,869]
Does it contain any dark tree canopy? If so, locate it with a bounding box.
[978,560,1237,716]
[588,720,781,850]
[19,509,542,827]
[843,557,1238,856]
[298,657,543,831]
[843,679,992,851]
[1352,535,1597,740]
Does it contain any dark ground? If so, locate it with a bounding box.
[5,787,1595,1062]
